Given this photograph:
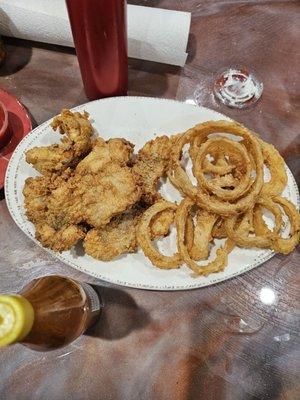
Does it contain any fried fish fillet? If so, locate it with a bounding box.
[34,223,85,252]
[84,206,175,261]
[84,206,144,260]
[76,137,134,175]
[24,162,141,248]
[107,138,134,166]
[51,109,93,157]
[23,173,85,252]
[24,115,141,252]
[73,162,141,228]
[25,145,75,177]
[132,136,172,204]
[26,109,93,175]
[23,176,51,224]
[23,114,176,255]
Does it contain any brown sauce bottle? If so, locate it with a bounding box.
[0,275,102,351]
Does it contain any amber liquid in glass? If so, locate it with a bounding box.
[20,276,101,351]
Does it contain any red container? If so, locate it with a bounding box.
[0,100,10,149]
[66,0,128,100]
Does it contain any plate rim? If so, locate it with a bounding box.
[4,96,300,291]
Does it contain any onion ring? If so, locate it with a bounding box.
[270,196,300,254]
[210,174,239,189]
[192,138,248,176]
[193,137,252,200]
[168,120,264,216]
[136,200,181,269]
[189,210,217,260]
[150,209,174,238]
[253,205,282,237]
[212,217,227,239]
[175,198,235,276]
[185,213,194,253]
[191,133,256,184]
[253,197,299,253]
[260,140,287,197]
[182,207,217,260]
[202,156,235,175]
[225,197,283,248]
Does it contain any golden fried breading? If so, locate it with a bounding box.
[73,162,141,228]
[51,109,93,157]
[83,204,177,261]
[210,174,239,189]
[35,223,85,252]
[26,109,93,175]
[24,120,140,252]
[45,178,82,228]
[132,136,172,204]
[23,170,73,222]
[24,164,141,240]
[84,207,143,260]
[23,173,85,251]
[83,204,175,261]
[23,176,50,223]
[108,138,134,165]
[150,209,174,237]
[212,217,227,239]
[202,155,235,175]
[76,137,134,175]
[189,211,217,261]
[25,145,75,176]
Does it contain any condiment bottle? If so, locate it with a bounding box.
[0,275,102,351]
[66,0,128,100]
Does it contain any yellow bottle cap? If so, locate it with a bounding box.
[0,295,34,346]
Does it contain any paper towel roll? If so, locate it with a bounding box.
[0,0,190,66]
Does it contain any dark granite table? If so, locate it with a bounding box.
[0,1,299,399]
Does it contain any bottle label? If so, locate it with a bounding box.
[81,283,101,314]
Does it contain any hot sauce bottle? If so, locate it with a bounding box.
[0,275,102,351]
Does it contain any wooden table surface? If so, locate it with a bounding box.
[0,1,299,399]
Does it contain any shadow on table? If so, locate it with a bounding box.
[186,33,197,64]
[0,38,32,77]
[128,57,183,99]
[0,36,77,78]
[0,7,33,76]
[86,286,150,341]
[128,0,161,6]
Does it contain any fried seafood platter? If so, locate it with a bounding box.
[20,108,299,281]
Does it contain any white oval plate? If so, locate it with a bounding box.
[5,97,300,291]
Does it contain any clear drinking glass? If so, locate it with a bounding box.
[213,66,263,109]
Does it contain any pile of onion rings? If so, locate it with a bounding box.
[137,120,300,276]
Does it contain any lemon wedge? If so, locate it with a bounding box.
[0,295,34,346]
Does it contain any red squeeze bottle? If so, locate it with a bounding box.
[66,0,128,100]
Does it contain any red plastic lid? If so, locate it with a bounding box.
[0,89,32,188]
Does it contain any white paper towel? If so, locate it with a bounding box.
[0,1,191,66]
